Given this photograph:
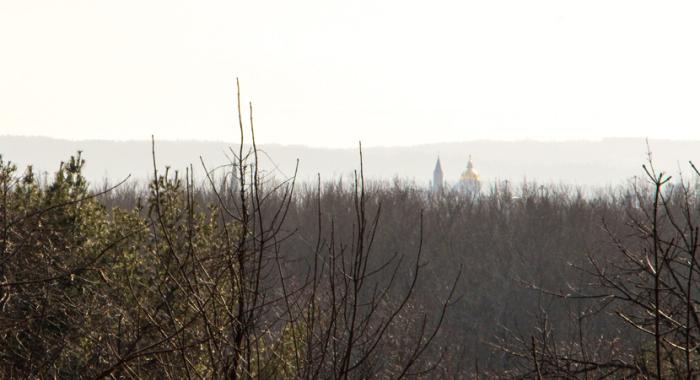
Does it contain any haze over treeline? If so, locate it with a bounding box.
[3,140,700,377]
[3,136,699,187]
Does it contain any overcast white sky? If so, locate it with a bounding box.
[1,1,699,147]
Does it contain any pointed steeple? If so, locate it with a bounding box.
[432,156,444,192]
[434,156,443,176]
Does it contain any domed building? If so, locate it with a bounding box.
[430,154,481,194]
[458,155,481,194]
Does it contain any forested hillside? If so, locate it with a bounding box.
[2,140,699,377]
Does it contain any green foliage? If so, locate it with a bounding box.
[0,154,228,377]
[2,153,373,378]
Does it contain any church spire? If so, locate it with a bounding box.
[432,156,444,193]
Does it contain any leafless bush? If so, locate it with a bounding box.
[494,152,700,378]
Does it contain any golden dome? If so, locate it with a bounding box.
[460,169,479,181]
[460,155,480,181]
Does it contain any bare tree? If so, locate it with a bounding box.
[496,154,700,378]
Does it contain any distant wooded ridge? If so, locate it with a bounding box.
[2,135,699,187]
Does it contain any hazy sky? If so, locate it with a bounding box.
[1,1,699,148]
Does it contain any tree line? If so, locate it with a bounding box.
[2,89,700,378]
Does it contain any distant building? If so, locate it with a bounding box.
[430,154,481,194]
[432,157,444,192]
[458,155,481,194]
